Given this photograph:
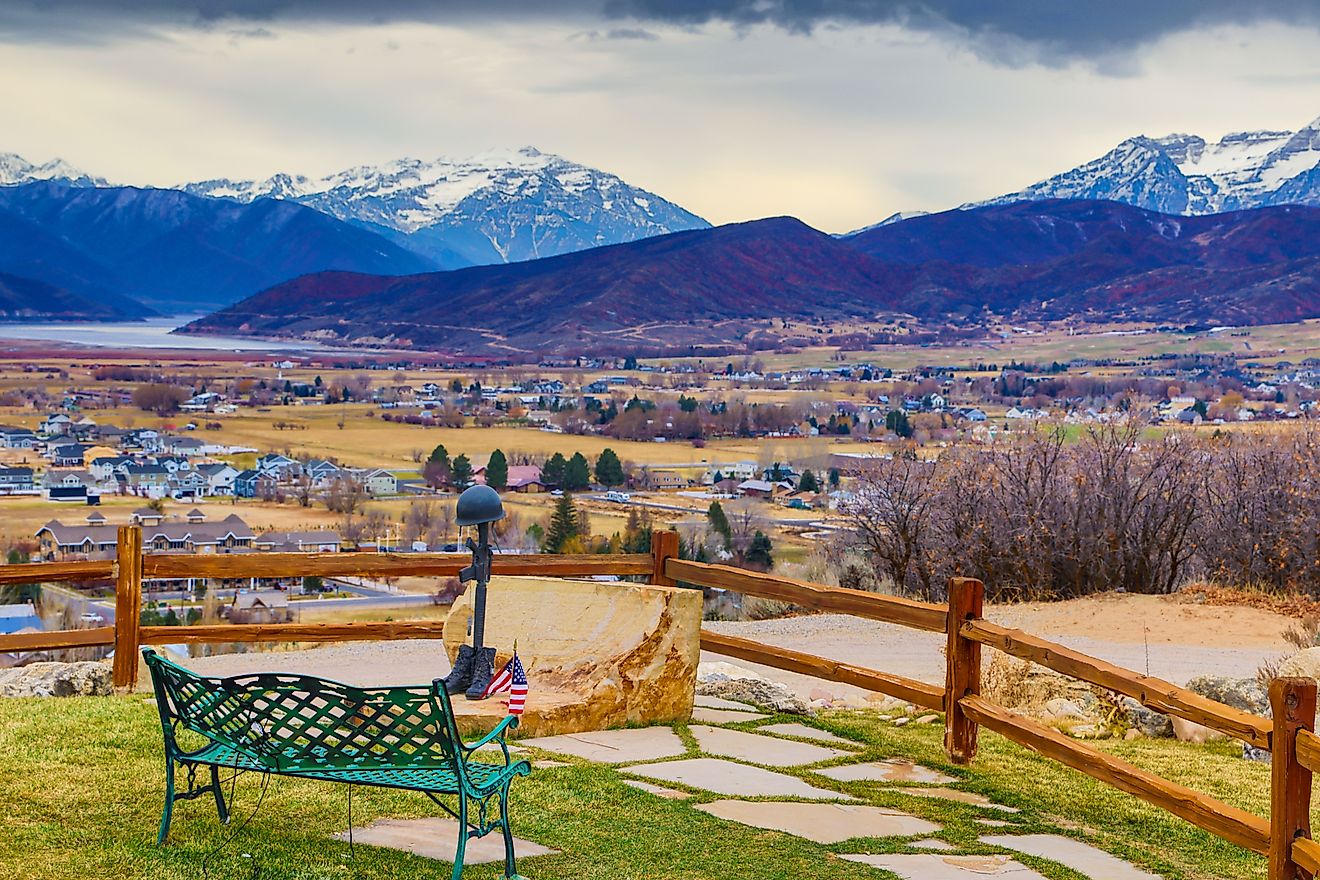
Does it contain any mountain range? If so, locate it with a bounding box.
[182,147,710,269]
[979,115,1320,215]
[187,199,1320,355]
[0,181,436,316]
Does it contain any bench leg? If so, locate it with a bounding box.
[499,785,521,880]
[210,766,230,825]
[157,760,176,845]
[451,795,467,880]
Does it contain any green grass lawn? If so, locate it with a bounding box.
[0,696,1278,880]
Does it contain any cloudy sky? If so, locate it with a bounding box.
[2,2,1320,232]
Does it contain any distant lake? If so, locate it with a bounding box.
[0,317,336,352]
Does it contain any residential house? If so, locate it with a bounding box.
[353,468,398,497]
[0,467,35,495]
[0,427,37,449]
[225,590,292,625]
[42,471,99,503]
[48,443,91,467]
[649,470,689,491]
[196,462,239,496]
[253,530,342,553]
[40,414,72,436]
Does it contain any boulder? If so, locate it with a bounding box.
[0,661,112,697]
[1121,697,1174,738]
[696,664,809,715]
[1278,648,1320,682]
[1185,675,1268,715]
[1171,716,1227,744]
[443,575,701,737]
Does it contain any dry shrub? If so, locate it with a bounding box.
[982,653,1043,711]
[743,596,795,621]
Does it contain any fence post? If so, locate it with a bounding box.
[112,525,143,691]
[1270,677,1317,880]
[945,576,984,765]
[651,529,679,587]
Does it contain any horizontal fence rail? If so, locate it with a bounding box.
[700,630,945,711]
[143,551,653,580]
[667,558,948,633]
[960,694,1271,855]
[140,620,446,646]
[962,619,1273,750]
[0,559,113,585]
[0,626,115,652]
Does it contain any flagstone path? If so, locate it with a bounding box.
[344,702,1166,879]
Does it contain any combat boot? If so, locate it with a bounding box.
[466,647,498,700]
[443,644,475,695]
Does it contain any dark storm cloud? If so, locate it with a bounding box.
[3,0,1318,63]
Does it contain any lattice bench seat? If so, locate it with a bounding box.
[142,648,532,880]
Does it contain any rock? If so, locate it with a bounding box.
[1242,743,1271,763]
[696,673,810,715]
[1123,728,1143,741]
[808,687,836,703]
[0,661,112,697]
[444,575,701,737]
[1171,716,1227,744]
[1278,648,1320,683]
[893,717,911,727]
[1044,698,1085,721]
[1121,697,1174,738]
[914,714,939,725]
[1069,724,1100,738]
[1185,675,1269,715]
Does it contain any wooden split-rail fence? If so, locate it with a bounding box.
[1,526,1315,878]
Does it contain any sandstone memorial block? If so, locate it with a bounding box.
[444,575,701,737]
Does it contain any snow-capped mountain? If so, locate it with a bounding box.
[0,153,107,187]
[978,115,1320,215]
[182,147,710,268]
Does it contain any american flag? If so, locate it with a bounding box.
[482,651,529,715]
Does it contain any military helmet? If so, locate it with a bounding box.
[456,483,505,526]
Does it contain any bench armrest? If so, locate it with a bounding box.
[461,714,520,754]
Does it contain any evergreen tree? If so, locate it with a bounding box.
[886,410,913,438]
[451,454,473,488]
[542,452,568,487]
[541,495,580,553]
[828,467,841,488]
[621,507,654,554]
[562,452,591,490]
[595,448,625,486]
[798,469,819,493]
[746,530,774,571]
[711,470,725,484]
[707,500,733,550]
[428,444,450,466]
[485,449,509,489]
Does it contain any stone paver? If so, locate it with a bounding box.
[758,722,862,747]
[689,725,849,767]
[520,727,687,763]
[622,779,692,799]
[817,760,956,785]
[885,787,1020,812]
[692,707,769,724]
[624,758,851,800]
[334,817,557,865]
[911,839,957,851]
[695,695,761,711]
[696,800,939,843]
[982,834,1162,879]
[533,760,568,769]
[842,853,1049,879]
[976,818,1015,827]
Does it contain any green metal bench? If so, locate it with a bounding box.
[142,647,533,880]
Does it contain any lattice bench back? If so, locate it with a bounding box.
[143,649,465,775]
